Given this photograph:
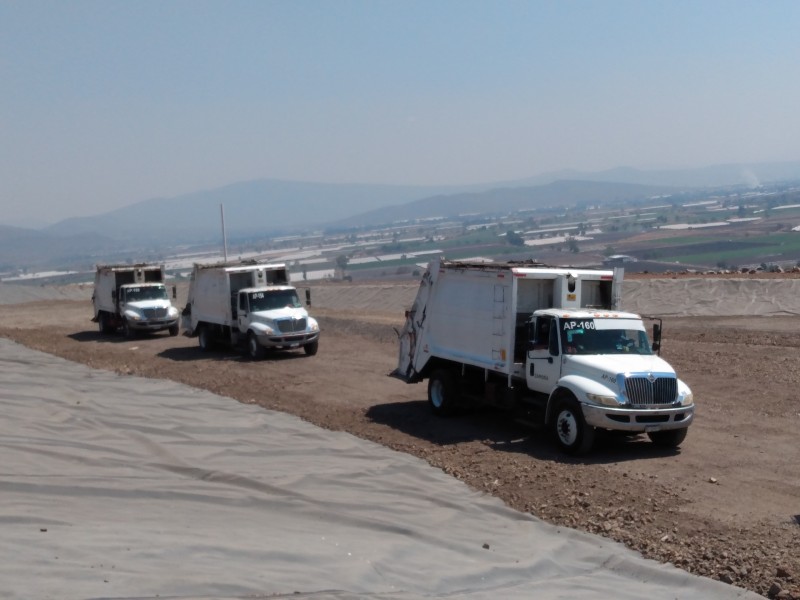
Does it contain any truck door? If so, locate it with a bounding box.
[237,292,249,333]
[526,316,562,394]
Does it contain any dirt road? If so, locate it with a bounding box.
[1,289,798,598]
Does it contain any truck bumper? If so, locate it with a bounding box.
[581,402,693,432]
[130,318,179,332]
[259,331,319,350]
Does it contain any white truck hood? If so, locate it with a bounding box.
[124,299,174,311]
[565,353,676,379]
[251,307,309,321]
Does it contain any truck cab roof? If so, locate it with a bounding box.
[238,286,296,294]
[533,308,643,320]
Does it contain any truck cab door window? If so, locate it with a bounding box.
[238,293,248,314]
[531,317,550,351]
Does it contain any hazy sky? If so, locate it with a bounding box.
[2,1,800,227]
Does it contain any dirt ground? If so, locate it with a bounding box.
[1,282,799,599]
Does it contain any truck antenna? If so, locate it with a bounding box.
[220,203,228,263]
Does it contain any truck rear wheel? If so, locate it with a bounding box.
[552,396,595,455]
[198,325,213,352]
[97,312,110,335]
[647,427,688,448]
[428,368,459,416]
[248,332,266,360]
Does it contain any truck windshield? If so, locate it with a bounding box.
[559,318,653,355]
[248,290,301,311]
[124,285,168,301]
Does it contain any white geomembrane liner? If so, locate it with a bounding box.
[0,338,759,600]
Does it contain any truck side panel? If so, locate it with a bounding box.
[411,268,514,377]
[192,269,233,327]
[394,259,621,384]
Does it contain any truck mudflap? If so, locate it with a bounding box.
[388,368,422,384]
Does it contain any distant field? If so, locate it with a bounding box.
[656,232,800,266]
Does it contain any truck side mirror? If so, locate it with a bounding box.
[652,323,662,354]
[305,289,311,306]
[111,289,116,301]
[172,285,177,299]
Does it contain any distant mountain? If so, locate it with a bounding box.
[511,161,800,189]
[6,161,800,272]
[39,162,800,245]
[334,180,679,228]
[0,225,119,272]
[44,179,490,243]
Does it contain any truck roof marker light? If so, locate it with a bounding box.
[601,275,613,280]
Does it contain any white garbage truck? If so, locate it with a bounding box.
[392,258,694,454]
[92,263,180,337]
[181,260,320,358]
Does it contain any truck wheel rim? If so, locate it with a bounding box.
[431,381,444,408]
[557,410,578,446]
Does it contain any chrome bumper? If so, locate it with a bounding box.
[582,402,694,432]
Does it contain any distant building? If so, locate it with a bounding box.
[603,254,637,265]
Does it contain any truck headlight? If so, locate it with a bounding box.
[678,391,694,407]
[252,323,275,335]
[586,393,622,407]
[168,306,179,317]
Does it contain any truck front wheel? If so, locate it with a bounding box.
[552,396,595,455]
[248,332,266,360]
[428,369,459,416]
[304,340,319,356]
[122,318,136,339]
[647,427,688,448]
[168,324,179,337]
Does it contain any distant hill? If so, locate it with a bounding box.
[44,179,489,243]
[334,180,679,227]
[0,224,119,272]
[39,162,800,244]
[511,161,800,189]
[5,161,800,272]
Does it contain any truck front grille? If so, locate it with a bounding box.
[142,307,168,319]
[276,317,307,333]
[625,377,677,406]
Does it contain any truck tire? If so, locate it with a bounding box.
[647,427,688,448]
[248,332,266,360]
[97,312,110,335]
[428,368,459,416]
[198,325,213,352]
[123,318,135,339]
[303,340,319,356]
[168,324,179,337]
[552,395,595,455]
